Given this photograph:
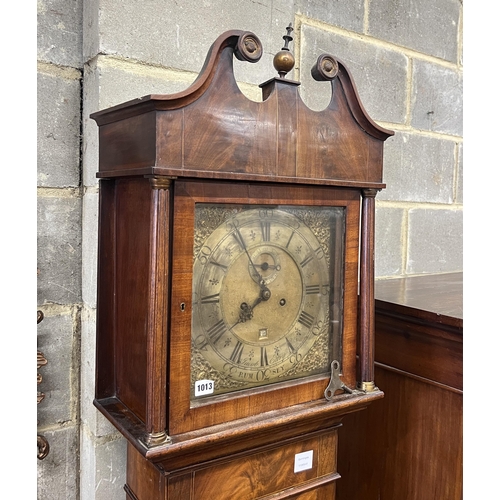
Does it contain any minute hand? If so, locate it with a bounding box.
[233,227,265,286]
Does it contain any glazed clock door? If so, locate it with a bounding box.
[190,204,340,399]
[168,180,361,435]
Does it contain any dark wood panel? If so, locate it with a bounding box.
[374,313,462,390]
[167,473,194,500]
[126,444,165,500]
[374,272,463,390]
[91,30,393,185]
[375,272,463,325]
[337,273,463,500]
[290,482,337,500]
[98,111,157,172]
[191,432,336,499]
[337,366,462,500]
[182,54,277,177]
[114,178,151,421]
[156,110,183,168]
[296,79,382,183]
[274,79,298,178]
[127,430,341,500]
[95,179,117,398]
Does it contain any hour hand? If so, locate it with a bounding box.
[231,286,271,328]
[229,302,256,330]
[240,300,259,323]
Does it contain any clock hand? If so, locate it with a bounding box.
[254,262,281,271]
[228,302,256,330]
[246,286,271,315]
[229,286,271,329]
[233,227,266,287]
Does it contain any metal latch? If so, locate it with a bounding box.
[324,360,353,401]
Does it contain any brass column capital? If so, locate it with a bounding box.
[148,176,175,190]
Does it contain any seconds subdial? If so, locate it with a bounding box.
[248,246,281,285]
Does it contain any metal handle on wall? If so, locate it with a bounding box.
[37,311,50,460]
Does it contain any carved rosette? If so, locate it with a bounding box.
[235,32,263,63]
[311,54,339,81]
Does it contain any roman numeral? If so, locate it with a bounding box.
[260,347,269,367]
[260,221,271,242]
[300,254,314,268]
[305,284,320,295]
[286,232,294,249]
[285,337,296,353]
[200,293,220,304]
[206,319,226,345]
[230,341,244,364]
[298,310,315,329]
[210,260,228,271]
[232,228,247,250]
[315,246,324,259]
[300,247,323,267]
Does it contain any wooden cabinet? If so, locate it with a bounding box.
[337,272,463,499]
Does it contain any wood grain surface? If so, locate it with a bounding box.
[337,273,463,500]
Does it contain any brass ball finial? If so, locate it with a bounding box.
[273,23,295,78]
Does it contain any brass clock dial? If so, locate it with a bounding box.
[190,204,344,400]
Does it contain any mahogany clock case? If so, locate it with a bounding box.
[91,29,393,473]
[95,177,362,437]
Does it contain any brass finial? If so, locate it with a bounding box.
[273,23,295,78]
[282,23,294,51]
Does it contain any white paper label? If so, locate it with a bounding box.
[194,379,214,397]
[294,450,313,473]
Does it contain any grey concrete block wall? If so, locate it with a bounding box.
[299,24,409,122]
[37,67,82,187]
[37,0,85,498]
[294,0,366,33]
[407,207,463,274]
[80,434,127,500]
[368,0,461,62]
[411,59,463,136]
[37,1,463,498]
[37,312,80,426]
[37,0,83,67]
[456,143,463,204]
[375,206,405,277]
[37,195,82,304]
[36,425,80,499]
[381,133,457,203]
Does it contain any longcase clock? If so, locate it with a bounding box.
[91,27,393,500]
